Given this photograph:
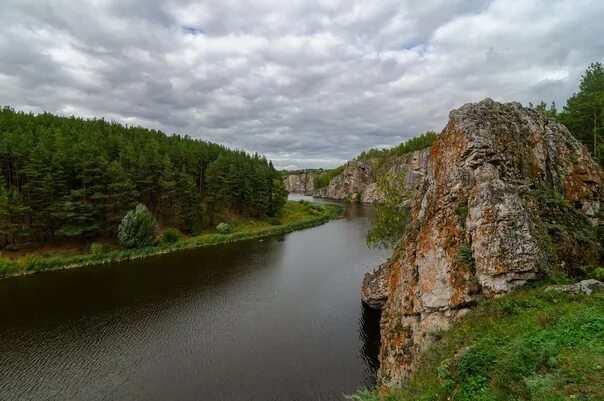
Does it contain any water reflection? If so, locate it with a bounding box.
[359,304,382,388]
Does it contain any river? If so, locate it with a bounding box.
[0,196,389,400]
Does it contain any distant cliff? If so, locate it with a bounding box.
[283,173,316,194]
[365,99,603,391]
[313,149,430,203]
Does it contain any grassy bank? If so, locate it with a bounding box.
[0,201,342,279]
[354,284,604,401]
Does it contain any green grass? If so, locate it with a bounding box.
[0,201,342,279]
[353,286,604,401]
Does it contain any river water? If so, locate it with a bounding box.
[0,196,389,400]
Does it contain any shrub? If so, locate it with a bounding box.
[591,267,604,280]
[162,228,180,244]
[457,245,475,271]
[118,203,158,249]
[367,171,412,249]
[216,222,232,234]
[89,242,104,254]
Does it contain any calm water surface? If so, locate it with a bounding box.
[0,196,388,400]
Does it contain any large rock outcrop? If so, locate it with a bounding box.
[374,99,602,390]
[283,173,316,194]
[313,160,375,201]
[314,149,430,203]
[361,262,389,310]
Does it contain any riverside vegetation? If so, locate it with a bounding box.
[0,200,342,278]
[0,107,344,278]
[0,107,288,250]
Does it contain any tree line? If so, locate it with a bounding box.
[0,107,286,249]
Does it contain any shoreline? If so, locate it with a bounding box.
[0,202,343,280]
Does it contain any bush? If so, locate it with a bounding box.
[367,171,412,249]
[591,267,604,280]
[89,242,104,254]
[457,245,475,271]
[216,222,232,234]
[118,203,158,249]
[162,228,180,244]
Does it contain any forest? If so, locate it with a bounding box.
[0,108,286,250]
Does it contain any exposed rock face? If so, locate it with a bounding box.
[377,99,602,390]
[313,160,375,201]
[362,263,389,310]
[314,149,430,203]
[283,173,316,194]
[545,279,604,295]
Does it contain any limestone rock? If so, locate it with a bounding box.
[314,148,430,203]
[545,279,604,295]
[377,99,603,390]
[313,160,374,201]
[283,173,316,194]
[362,263,389,310]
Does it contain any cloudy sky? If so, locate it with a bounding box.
[1,1,603,169]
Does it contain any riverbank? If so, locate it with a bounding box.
[0,201,342,280]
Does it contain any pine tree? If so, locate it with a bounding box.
[559,62,604,163]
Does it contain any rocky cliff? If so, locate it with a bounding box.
[370,99,602,391]
[314,149,430,203]
[283,173,316,194]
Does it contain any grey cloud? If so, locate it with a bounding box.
[1,0,603,169]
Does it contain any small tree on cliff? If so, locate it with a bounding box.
[367,171,412,249]
[118,204,158,248]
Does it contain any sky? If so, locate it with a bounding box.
[1,1,603,169]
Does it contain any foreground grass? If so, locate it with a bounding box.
[0,201,342,279]
[354,285,604,401]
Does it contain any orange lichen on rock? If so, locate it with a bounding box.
[370,99,603,392]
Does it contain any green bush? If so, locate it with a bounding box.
[216,222,232,234]
[367,171,412,249]
[162,228,180,244]
[591,267,604,280]
[118,203,158,249]
[89,242,104,254]
[457,245,475,270]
